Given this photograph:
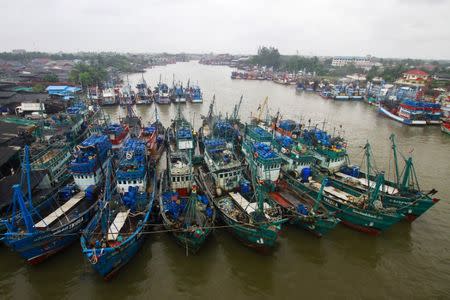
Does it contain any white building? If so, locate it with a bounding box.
[331,55,377,70]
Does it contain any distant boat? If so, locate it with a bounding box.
[189,86,203,103]
[155,83,171,104]
[378,99,442,126]
[135,74,152,105]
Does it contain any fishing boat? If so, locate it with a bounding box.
[104,123,130,150]
[171,82,187,103]
[332,85,350,100]
[271,134,316,178]
[440,100,450,134]
[168,105,195,153]
[293,127,348,173]
[378,99,442,126]
[325,136,439,221]
[241,125,282,182]
[155,82,171,104]
[269,178,339,237]
[189,85,203,103]
[160,104,213,252]
[284,168,404,235]
[120,104,142,138]
[140,107,166,162]
[2,136,111,263]
[81,138,156,279]
[135,74,152,105]
[159,150,214,253]
[101,88,118,106]
[198,136,285,250]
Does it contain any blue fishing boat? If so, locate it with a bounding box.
[171,82,187,103]
[189,85,203,103]
[135,74,152,105]
[155,77,171,104]
[81,138,156,279]
[2,135,111,264]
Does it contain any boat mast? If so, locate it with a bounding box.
[389,133,400,187]
[24,145,33,207]
[313,177,327,211]
[368,172,384,208]
[101,158,112,238]
[364,141,371,192]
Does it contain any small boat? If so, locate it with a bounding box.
[81,138,156,279]
[2,136,111,263]
[104,123,130,150]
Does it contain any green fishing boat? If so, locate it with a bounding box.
[160,105,214,254]
[284,169,404,235]
[246,122,339,237]
[326,135,439,221]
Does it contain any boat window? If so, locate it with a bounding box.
[133,180,137,184]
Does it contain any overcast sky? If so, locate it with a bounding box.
[1,0,449,59]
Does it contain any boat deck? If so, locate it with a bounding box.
[335,172,398,194]
[108,210,130,241]
[228,192,270,218]
[34,191,85,228]
[310,180,360,203]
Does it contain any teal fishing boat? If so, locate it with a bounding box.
[284,168,404,235]
[269,178,339,237]
[160,105,214,254]
[159,151,214,254]
[199,137,285,251]
[326,135,439,221]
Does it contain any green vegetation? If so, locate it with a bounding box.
[43,73,58,82]
[32,83,45,93]
[250,46,281,69]
[69,62,108,88]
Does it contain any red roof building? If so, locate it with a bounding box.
[396,69,430,87]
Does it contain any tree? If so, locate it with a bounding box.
[366,66,379,82]
[251,46,281,69]
[32,83,45,93]
[43,73,58,82]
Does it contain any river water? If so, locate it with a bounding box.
[1,61,449,299]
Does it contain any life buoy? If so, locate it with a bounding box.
[254,152,259,158]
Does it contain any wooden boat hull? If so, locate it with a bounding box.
[3,206,96,264]
[326,174,438,221]
[214,203,279,251]
[288,213,339,237]
[166,226,212,254]
[81,229,146,280]
[269,191,339,237]
[285,176,403,235]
